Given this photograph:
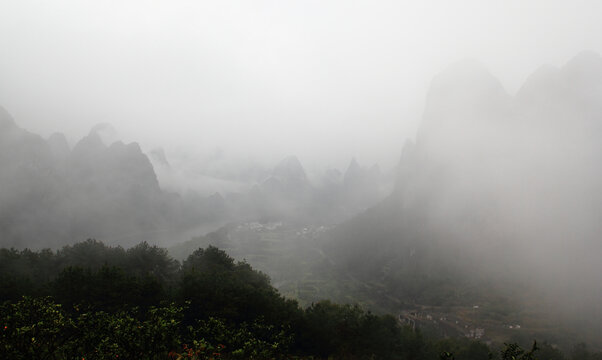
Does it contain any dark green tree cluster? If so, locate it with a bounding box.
[0,240,410,358]
[1,240,601,359]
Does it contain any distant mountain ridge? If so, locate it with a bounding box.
[227,154,391,224]
[0,112,193,248]
[0,110,391,248]
[324,51,602,346]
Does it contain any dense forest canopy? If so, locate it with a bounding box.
[3,240,600,359]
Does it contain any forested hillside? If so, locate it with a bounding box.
[3,240,598,359]
[0,240,492,359]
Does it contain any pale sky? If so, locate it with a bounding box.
[1,0,601,171]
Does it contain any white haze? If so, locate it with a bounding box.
[3,0,602,346]
[1,0,602,173]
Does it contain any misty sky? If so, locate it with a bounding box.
[1,0,601,171]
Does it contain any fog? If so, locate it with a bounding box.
[3,0,602,353]
[2,0,602,171]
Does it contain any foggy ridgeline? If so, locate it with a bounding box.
[0,106,390,249]
[3,51,602,357]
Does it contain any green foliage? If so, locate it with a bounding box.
[432,338,493,360]
[189,317,294,359]
[180,246,300,325]
[299,300,409,359]
[500,341,538,360]
[58,239,127,269]
[168,340,225,360]
[53,265,164,310]
[126,241,180,283]
[0,242,314,358]
[71,304,184,358]
[0,296,75,359]
[0,296,185,359]
[1,240,601,360]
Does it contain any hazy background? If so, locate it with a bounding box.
[3,1,602,350]
[2,0,602,172]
